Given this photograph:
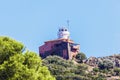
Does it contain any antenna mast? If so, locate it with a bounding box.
[67,20,70,28]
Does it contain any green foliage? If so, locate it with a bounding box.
[93,68,99,72]
[114,68,120,76]
[93,74,106,80]
[1,36,120,80]
[23,52,42,69]
[43,56,88,80]
[0,36,55,80]
[75,52,87,63]
[0,37,23,64]
[98,59,113,70]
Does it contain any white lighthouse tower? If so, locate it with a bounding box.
[58,27,70,39]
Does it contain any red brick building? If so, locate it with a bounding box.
[39,27,80,59]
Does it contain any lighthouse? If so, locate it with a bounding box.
[39,26,80,59]
[58,27,70,39]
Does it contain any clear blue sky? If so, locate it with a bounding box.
[0,0,120,57]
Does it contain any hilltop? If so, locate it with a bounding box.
[0,36,120,80]
[43,53,120,80]
[83,54,120,80]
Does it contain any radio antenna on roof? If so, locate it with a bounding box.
[67,19,70,28]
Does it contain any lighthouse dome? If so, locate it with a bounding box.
[58,27,70,39]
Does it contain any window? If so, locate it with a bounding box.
[65,29,67,31]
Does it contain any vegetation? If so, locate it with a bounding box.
[114,68,120,76]
[98,59,113,70]
[43,54,120,80]
[43,56,89,80]
[85,55,120,80]
[75,52,87,63]
[1,36,120,80]
[0,37,55,80]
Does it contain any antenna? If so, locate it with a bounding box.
[67,20,70,27]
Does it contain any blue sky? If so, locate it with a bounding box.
[0,0,120,57]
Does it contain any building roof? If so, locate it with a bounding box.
[44,38,74,43]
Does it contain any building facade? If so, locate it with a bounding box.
[39,27,80,59]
